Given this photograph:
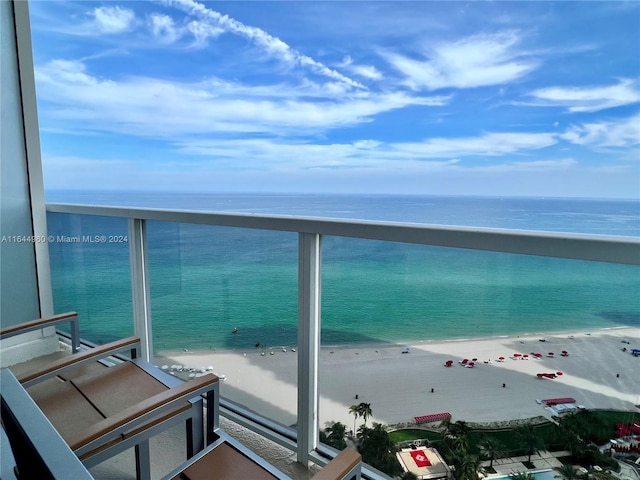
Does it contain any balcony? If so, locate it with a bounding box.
[35,201,640,479]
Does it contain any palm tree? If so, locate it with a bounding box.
[445,420,471,438]
[357,402,372,427]
[443,420,471,454]
[515,425,545,464]
[478,437,506,471]
[357,423,401,477]
[554,464,580,480]
[452,452,484,480]
[323,421,347,450]
[562,431,586,462]
[356,423,370,443]
[348,404,359,434]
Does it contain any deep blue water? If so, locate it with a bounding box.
[46,192,640,351]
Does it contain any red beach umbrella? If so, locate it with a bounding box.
[556,371,563,376]
[514,353,522,357]
[472,358,478,362]
[523,354,529,358]
[548,352,555,356]
[534,353,542,358]
[499,356,505,360]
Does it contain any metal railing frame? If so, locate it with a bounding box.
[45,202,640,477]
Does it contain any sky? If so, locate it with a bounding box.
[28,1,640,198]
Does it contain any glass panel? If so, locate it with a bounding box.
[47,212,132,343]
[147,221,298,427]
[318,237,640,457]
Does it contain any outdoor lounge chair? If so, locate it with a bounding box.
[1,313,218,480]
[2,368,362,480]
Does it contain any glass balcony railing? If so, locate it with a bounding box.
[45,202,640,476]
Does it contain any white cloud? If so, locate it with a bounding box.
[174,132,558,168]
[90,6,135,34]
[465,158,576,173]
[383,31,537,91]
[530,79,640,112]
[149,13,180,44]
[561,114,640,148]
[164,0,365,89]
[34,59,448,138]
[186,20,224,46]
[390,132,557,158]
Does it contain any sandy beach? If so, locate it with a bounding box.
[156,327,640,430]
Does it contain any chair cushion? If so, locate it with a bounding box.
[171,441,278,480]
[71,362,168,417]
[27,377,104,444]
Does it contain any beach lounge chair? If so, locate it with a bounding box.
[1,368,362,480]
[2,313,218,480]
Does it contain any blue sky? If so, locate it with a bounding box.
[29,1,639,198]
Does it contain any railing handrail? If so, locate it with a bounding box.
[46,202,640,265]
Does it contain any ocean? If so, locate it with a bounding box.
[46,192,640,352]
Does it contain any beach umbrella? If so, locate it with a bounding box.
[534,353,542,358]
[514,353,521,357]
[472,358,478,361]
[523,354,529,358]
[548,352,554,356]
[556,371,563,376]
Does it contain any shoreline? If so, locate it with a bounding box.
[155,326,640,429]
[156,324,636,357]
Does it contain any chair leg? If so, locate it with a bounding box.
[135,440,151,480]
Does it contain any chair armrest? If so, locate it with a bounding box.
[18,336,141,387]
[311,449,361,480]
[72,373,219,456]
[0,311,80,352]
[0,369,94,479]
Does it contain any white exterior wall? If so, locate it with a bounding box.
[0,0,57,366]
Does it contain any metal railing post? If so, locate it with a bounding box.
[128,218,153,362]
[297,233,321,464]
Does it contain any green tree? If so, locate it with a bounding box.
[515,425,545,464]
[443,419,471,454]
[478,437,506,470]
[554,464,580,480]
[400,472,419,480]
[358,423,402,477]
[348,404,359,434]
[452,452,484,480]
[444,419,471,438]
[356,424,370,443]
[562,431,587,461]
[322,421,347,450]
[357,402,373,427]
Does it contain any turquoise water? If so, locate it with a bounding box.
[46,194,640,352]
[490,471,556,480]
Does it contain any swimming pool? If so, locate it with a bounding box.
[489,470,556,480]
